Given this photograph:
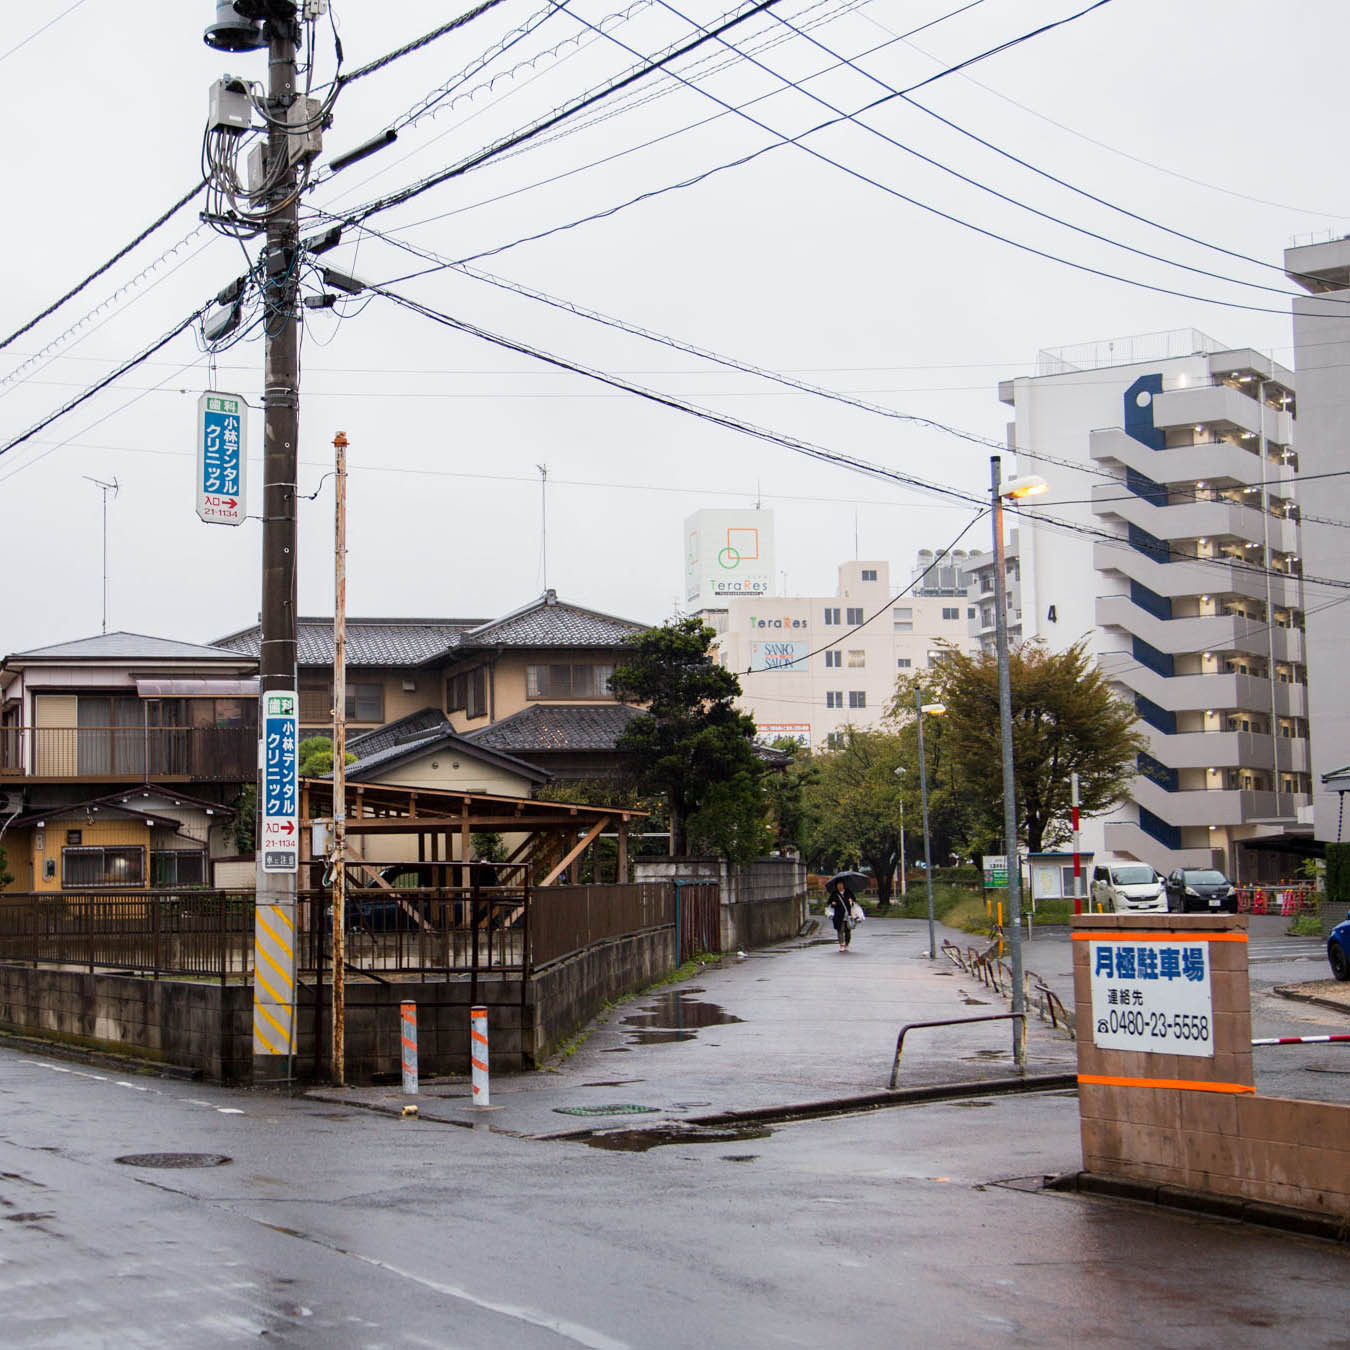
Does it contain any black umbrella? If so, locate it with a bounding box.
[827,871,869,891]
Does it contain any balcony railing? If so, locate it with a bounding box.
[0,726,256,780]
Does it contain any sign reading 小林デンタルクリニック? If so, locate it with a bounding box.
[1088,937,1214,1058]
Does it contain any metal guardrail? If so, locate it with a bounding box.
[888,1013,1027,1089]
[940,939,1075,1041]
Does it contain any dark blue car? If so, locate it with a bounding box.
[1329,912,1350,983]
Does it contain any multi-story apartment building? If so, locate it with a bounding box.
[996,332,1310,880]
[708,560,979,748]
[962,531,1023,653]
[1284,237,1350,844]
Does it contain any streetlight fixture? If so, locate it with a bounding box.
[914,691,946,960]
[990,457,1049,1070]
[893,766,907,900]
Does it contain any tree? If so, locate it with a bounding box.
[610,617,767,860]
[800,728,905,905]
[298,735,354,778]
[0,845,13,890]
[899,639,1146,855]
[763,739,816,854]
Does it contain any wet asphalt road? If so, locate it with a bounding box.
[3,1050,1348,1349]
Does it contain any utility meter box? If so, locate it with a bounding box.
[208,76,252,132]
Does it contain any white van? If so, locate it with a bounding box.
[1089,860,1167,913]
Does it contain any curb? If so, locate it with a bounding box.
[536,1072,1080,1139]
[0,1028,201,1081]
[1271,986,1350,1017]
[1046,1170,1349,1244]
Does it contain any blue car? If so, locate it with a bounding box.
[1329,912,1350,983]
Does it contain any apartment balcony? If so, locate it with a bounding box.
[1092,541,1302,610]
[1131,774,1307,828]
[1091,487,1299,557]
[1152,384,1294,445]
[1099,652,1308,719]
[1137,726,1311,776]
[1102,820,1214,872]
[1095,595,1302,662]
[1089,428,1295,493]
[0,726,256,782]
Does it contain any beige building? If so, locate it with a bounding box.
[706,561,980,748]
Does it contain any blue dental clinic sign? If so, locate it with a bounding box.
[261,690,298,874]
[196,391,246,525]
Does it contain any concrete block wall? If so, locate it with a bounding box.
[1072,913,1350,1220]
[633,856,807,950]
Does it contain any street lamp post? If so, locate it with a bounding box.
[914,691,945,960]
[893,766,907,899]
[990,456,1048,1072]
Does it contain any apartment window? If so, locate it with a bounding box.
[525,663,614,700]
[826,691,844,709]
[942,607,959,621]
[860,569,877,581]
[62,846,144,889]
[848,691,866,709]
[346,682,385,723]
[151,850,206,887]
[823,608,841,625]
[847,650,866,668]
[896,658,911,669]
[967,607,976,619]
[825,650,842,668]
[845,607,864,625]
[826,731,846,749]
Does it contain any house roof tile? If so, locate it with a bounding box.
[213,618,482,667]
[345,726,549,783]
[458,591,646,651]
[465,703,642,753]
[6,632,258,665]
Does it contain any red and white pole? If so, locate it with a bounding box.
[1071,772,1082,916]
[400,1001,418,1095]
[471,1005,490,1106]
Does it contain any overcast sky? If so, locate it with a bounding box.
[1,0,1345,654]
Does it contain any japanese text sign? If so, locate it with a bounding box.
[261,690,298,874]
[196,391,246,525]
[1088,938,1214,1058]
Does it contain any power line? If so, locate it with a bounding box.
[0,180,208,354]
[0,0,91,66]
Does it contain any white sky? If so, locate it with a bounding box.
[1,0,1346,653]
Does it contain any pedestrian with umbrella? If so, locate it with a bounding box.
[826,871,866,952]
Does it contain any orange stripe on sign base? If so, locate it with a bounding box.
[471,1030,488,1047]
[1078,1073,1255,1095]
[1071,931,1247,943]
[471,1057,489,1073]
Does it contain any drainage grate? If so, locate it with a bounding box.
[114,1153,232,1169]
[552,1104,659,1117]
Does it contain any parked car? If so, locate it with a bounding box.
[1164,867,1237,913]
[1329,912,1350,982]
[1089,860,1166,914]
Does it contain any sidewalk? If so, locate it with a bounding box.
[309,916,1079,1136]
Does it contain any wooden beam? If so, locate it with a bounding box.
[616,816,627,885]
[539,817,608,887]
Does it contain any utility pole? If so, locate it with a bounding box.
[331,430,348,1085]
[255,1,303,1080]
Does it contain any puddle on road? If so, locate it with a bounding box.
[962,1049,1008,1062]
[584,1122,772,1152]
[621,990,744,1044]
[961,995,990,1006]
[720,1154,759,1163]
[582,1080,644,1088]
[954,1100,996,1109]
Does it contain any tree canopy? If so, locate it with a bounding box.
[895,639,1145,854]
[610,617,768,860]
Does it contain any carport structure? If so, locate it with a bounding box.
[299,778,645,886]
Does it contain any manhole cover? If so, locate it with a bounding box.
[114,1153,232,1169]
[553,1104,659,1117]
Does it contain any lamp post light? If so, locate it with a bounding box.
[990,457,1048,1071]
[914,691,946,960]
[893,766,907,900]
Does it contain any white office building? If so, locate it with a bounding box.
[684,508,778,609]
[996,331,1310,881]
[707,559,979,749]
[1284,238,1350,845]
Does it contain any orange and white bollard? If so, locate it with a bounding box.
[470,1005,490,1107]
[400,1001,418,1095]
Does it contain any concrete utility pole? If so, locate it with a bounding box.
[331,430,348,1085]
[254,2,303,1081]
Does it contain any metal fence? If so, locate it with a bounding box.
[0,873,711,982]
[0,891,255,982]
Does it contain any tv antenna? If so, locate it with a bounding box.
[537,463,549,593]
[83,475,119,634]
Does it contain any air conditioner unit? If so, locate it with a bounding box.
[1,791,24,816]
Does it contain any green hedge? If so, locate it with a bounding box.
[1326,842,1350,902]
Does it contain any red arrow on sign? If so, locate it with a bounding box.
[280,820,295,835]
[223,498,237,509]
